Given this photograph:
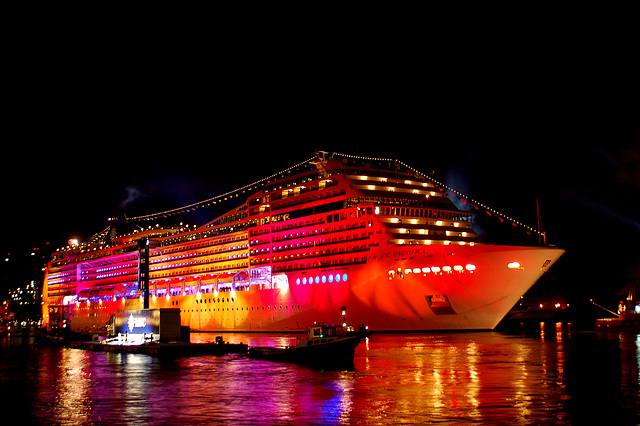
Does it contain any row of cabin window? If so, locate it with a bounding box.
[180,304,302,312]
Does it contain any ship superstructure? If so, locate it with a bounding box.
[42,152,564,333]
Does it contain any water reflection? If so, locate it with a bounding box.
[52,349,93,424]
[1,327,639,424]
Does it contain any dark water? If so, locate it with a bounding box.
[2,324,639,425]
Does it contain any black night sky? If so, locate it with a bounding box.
[1,26,638,314]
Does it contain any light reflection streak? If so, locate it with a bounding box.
[53,348,93,424]
[637,334,640,376]
[121,354,153,422]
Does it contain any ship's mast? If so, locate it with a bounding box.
[311,151,332,178]
[536,199,547,246]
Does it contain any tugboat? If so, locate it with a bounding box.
[248,322,362,368]
[249,305,365,367]
[594,282,640,331]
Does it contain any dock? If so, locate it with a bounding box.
[70,340,248,357]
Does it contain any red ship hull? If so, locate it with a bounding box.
[42,153,564,333]
[65,245,563,333]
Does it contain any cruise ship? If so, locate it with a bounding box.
[42,152,564,333]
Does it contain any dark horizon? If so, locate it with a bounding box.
[2,36,638,310]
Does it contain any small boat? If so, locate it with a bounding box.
[594,304,640,330]
[248,323,363,368]
[593,283,640,331]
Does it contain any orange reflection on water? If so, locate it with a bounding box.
[2,328,638,424]
[36,348,94,424]
[349,332,577,424]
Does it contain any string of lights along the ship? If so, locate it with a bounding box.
[42,152,564,333]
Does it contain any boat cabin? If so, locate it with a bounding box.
[308,323,354,339]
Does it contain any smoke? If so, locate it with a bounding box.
[444,166,472,211]
[118,186,144,212]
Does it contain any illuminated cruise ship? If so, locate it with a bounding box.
[42,152,564,333]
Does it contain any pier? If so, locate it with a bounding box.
[70,339,248,357]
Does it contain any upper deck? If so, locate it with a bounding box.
[42,153,479,306]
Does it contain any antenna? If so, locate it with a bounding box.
[536,199,547,246]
